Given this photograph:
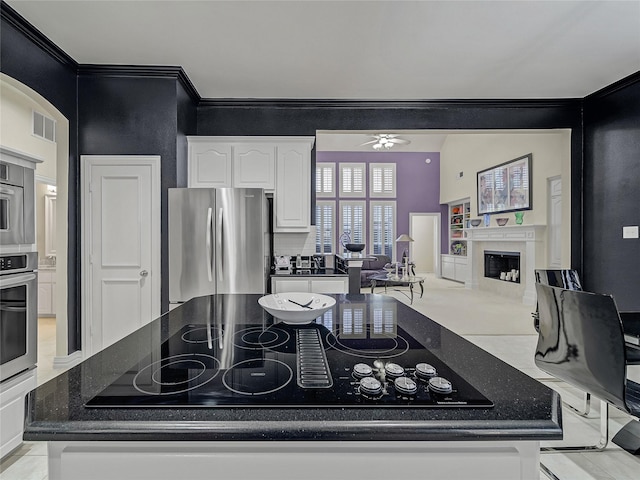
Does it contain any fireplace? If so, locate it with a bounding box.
[484,251,521,283]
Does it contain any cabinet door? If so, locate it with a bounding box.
[272,278,309,293]
[310,278,348,294]
[233,145,276,189]
[38,282,52,315]
[441,256,455,280]
[188,142,232,188]
[275,144,310,232]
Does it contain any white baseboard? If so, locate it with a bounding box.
[53,350,83,370]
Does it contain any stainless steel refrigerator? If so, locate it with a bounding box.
[169,188,271,305]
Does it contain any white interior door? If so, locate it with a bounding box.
[82,156,160,357]
[410,213,440,275]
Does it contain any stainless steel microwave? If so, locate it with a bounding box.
[0,161,35,247]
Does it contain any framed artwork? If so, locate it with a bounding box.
[477,153,532,215]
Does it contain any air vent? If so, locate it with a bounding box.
[33,111,56,142]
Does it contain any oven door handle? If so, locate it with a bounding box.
[0,272,37,288]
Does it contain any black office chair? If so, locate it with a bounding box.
[533,269,594,416]
[535,283,640,477]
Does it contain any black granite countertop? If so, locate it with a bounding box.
[24,294,562,442]
[271,268,347,277]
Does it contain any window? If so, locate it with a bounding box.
[370,201,396,259]
[339,163,366,197]
[316,163,335,197]
[370,163,396,197]
[339,201,366,248]
[315,201,335,254]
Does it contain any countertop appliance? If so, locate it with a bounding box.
[86,301,492,409]
[0,161,35,247]
[169,188,271,305]
[0,251,38,383]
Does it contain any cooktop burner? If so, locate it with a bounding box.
[86,321,493,409]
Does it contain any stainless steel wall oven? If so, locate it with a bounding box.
[0,252,38,382]
[0,161,35,247]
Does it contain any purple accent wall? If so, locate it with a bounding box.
[317,151,442,260]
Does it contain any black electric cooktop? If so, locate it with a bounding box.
[86,317,493,409]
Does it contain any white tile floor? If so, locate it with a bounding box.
[2,275,640,479]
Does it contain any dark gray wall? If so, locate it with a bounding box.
[78,72,197,312]
[583,74,640,311]
[197,99,585,270]
[1,3,81,353]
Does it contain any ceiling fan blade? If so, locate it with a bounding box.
[389,138,410,144]
[359,139,379,146]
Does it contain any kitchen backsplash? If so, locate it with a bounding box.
[274,226,317,256]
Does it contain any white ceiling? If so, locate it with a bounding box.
[6,1,639,152]
[6,0,640,101]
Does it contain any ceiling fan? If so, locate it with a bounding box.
[360,133,411,150]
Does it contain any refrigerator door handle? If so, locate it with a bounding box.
[217,207,224,282]
[206,207,213,282]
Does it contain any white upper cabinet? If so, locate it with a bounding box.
[275,141,313,232]
[188,139,232,188]
[233,144,276,189]
[187,136,315,232]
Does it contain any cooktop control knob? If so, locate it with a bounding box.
[428,376,453,395]
[394,376,418,396]
[415,363,437,379]
[384,362,404,378]
[359,377,383,397]
[353,363,373,379]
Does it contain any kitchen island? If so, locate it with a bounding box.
[24,294,561,480]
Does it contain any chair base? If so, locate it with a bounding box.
[612,419,640,454]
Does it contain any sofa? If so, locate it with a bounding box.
[359,255,392,287]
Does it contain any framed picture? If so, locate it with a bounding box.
[477,153,532,215]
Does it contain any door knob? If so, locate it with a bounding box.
[140,270,149,277]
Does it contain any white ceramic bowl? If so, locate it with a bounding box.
[258,293,336,325]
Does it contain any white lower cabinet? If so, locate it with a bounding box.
[46,440,540,480]
[441,255,468,283]
[272,277,348,294]
[37,269,56,316]
[0,369,36,459]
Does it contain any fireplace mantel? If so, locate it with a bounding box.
[464,225,546,305]
[465,225,546,242]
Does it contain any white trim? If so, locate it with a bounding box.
[53,350,83,369]
[35,174,56,185]
[0,145,44,168]
[81,155,161,357]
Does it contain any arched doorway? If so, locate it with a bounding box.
[1,73,71,375]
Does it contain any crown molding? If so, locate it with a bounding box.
[78,64,200,102]
[1,1,77,69]
[585,70,640,101]
[198,98,582,109]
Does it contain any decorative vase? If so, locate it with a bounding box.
[483,214,490,227]
[514,211,524,225]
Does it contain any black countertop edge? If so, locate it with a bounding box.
[271,268,347,277]
[23,419,562,442]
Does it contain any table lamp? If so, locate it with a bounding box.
[395,234,414,260]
